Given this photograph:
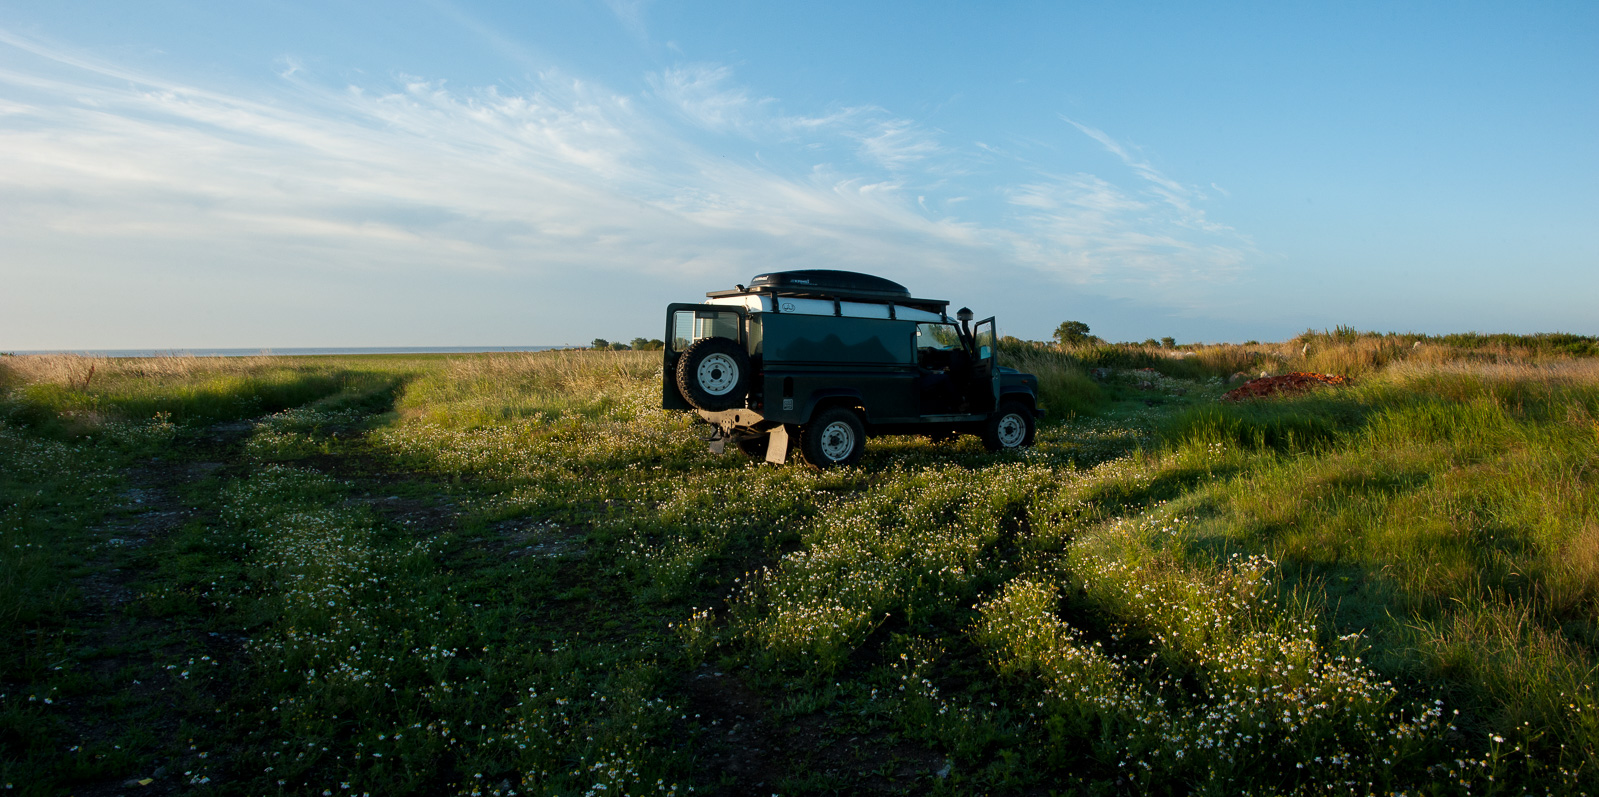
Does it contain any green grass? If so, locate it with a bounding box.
[1,342,1596,794]
[1157,361,1599,782]
[392,350,660,427]
[0,354,412,435]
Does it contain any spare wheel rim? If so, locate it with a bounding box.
[997,413,1026,447]
[820,421,856,460]
[697,353,739,395]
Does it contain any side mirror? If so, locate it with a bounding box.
[979,345,991,359]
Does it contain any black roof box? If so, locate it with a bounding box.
[704,269,948,312]
[748,270,909,298]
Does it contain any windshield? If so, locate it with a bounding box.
[915,322,961,351]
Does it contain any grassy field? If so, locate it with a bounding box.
[1,334,1596,795]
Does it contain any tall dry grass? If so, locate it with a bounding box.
[439,350,658,396]
[1277,330,1599,378]
[1381,357,1599,388]
[1,353,285,386]
[995,346,1104,417]
[0,353,408,430]
[1128,333,1599,383]
[395,349,659,427]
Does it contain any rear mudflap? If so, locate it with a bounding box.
[697,408,789,463]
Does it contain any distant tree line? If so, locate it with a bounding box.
[590,338,665,351]
[594,321,1197,354]
[1044,321,1178,349]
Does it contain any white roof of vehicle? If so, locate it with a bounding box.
[705,294,945,322]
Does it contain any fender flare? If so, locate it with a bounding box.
[799,389,866,425]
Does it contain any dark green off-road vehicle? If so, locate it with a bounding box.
[662,270,1043,467]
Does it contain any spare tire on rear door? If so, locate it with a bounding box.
[675,337,751,411]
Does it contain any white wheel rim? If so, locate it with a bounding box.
[996,413,1026,447]
[819,420,856,461]
[696,353,739,395]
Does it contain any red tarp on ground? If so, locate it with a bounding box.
[1221,372,1350,401]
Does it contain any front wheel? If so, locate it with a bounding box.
[798,408,866,468]
[981,401,1035,452]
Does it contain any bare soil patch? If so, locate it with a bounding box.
[1221,371,1350,401]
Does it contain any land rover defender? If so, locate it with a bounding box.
[662,270,1042,467]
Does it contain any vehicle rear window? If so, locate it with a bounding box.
[675,309,741,348]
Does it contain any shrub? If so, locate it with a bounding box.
[1054,320,1094,348]
[997,346,1104,417]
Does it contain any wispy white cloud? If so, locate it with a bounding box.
[646,65,946,174]
[851,118,942,170]
[602,0,652,43]
[1001,161,1253,289]
[0,32,989,300]
[1062,115,1239,236]
[423,0,550,74]
[648,63,764,133]
[0,28,1256,346]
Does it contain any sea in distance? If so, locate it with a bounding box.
[6,346,569,358]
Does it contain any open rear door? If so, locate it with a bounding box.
[662,303,747,410]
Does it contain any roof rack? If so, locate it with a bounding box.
[705,269,948,313]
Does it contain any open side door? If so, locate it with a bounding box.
[969,317,999,413]
[662,303,747,410]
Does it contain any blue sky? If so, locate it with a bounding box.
[2,1,1595,348]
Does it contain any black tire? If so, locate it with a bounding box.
[735,435,768,458]
[798,407,866,468]
[735,428,795,460]
[735,427,797,462]
[981,401,1035,452]
[675,337,751,411]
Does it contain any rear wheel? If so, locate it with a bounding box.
[675,337,750,411]
[799,408,866,468]
[981,401,1035,452]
